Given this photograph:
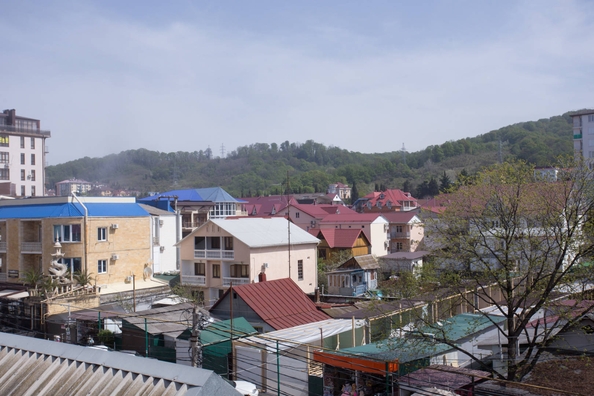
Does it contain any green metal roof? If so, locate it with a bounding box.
[415,313,505,341]
[178,317,257,345]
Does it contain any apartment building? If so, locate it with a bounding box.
[572,109,594,163]
[0,109,51,197]
[0,196,151,287]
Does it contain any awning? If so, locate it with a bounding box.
[313,350,398,375]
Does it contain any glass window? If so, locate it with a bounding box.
[20,185,25,196]
[30,154,35,165]
[30,170,35,181]
[230,264,249,278]
[20,169,25,181]
[98,260,107,274]
[61,257,81,273]
[208,237,221,249]
[224,237,233,250]
[30,138,35,149]
[31,186,35,196]
[194,262,205,276]
[20,153,25,165]
[0,136,8,147]
[98,227,107,241]
[0,169,8,180]
[212,264,220,278]
[298,259,303,280]
[54,224,82,242]
[20,137,24,148]
[194,236,205,250]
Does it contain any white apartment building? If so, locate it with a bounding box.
[0,109,50,197]
[572,109,594,164]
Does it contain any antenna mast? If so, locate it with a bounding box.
[286,170,291,279]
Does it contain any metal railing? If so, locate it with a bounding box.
[223,277,250,286]
[194,250,234,260]
[181,275,206,286]
[0,125,51,135]
[21,241,42,253]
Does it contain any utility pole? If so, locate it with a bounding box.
[190,307,211,368]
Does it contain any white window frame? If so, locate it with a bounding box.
[98,259,107,274]
[97,227,107,242]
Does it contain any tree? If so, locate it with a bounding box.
[439,171,452,193]
[421,158,594,382]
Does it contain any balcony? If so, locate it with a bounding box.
[390,231,410,239]
[182,275,206,286]
[0,242,6,252]
[574,134,583,139]
[182,221,204,229]
[194,250,234,260]
[21,242,42,253]
[223,277,250,286]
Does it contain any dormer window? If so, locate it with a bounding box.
[252,207,257,215]
[377,201,382,209]
[379,193,385,199]
[386,201,392,209]
[271,207,276,215]
[366,202,372,209]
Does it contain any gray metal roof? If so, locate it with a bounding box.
[210,217,320,248]
[0,332,239,396]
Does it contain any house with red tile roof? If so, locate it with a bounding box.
[209,278,330,333]
[353,189,418,213]
[328,182,352,201]
[242,195,290,217]
[310,228,371,261]
[320,213,390,257]
[273,199,357,231]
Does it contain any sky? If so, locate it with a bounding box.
[1,1,593,165]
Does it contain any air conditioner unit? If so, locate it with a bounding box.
[384,224,389,232]
[160,246,165,252]
[158,219,164,226]
[384,241,389,249]
[111,224,119,229]
[310,220,316,227]
[111,254,119,260]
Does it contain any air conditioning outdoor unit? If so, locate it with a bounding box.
[111,254,119,260]
[111,224,119,229]
[158,219,164,226]
[384,224,389,232]
[310,220,316,227]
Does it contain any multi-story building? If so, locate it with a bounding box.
[571,109,594,163]
[0,196,151,287]
[178,217,319,307]
[353,189,418,213]
[55,179,93,196]
[0,109,51,197]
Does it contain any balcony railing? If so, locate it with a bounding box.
[182,221,204,229]
[0,125,51,136]
[181,275,206,286]
[194,250,234,260]
[390,232,410,239]
[0,241,6,251]
[223,277,250,286]
[21,242,42,253]
[574,134,583,139]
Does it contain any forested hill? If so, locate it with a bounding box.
[46,111,574,199]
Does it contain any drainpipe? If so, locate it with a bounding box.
[71,193,88,279]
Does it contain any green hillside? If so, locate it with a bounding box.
[45,111,574,199]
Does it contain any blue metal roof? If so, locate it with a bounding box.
[0,202,149,219]
[139,187,242,203]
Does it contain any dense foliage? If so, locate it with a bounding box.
[46,112,573,198]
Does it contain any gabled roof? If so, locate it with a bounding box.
[123,303,208,338]
[380,211,421,224]
[321,213,386,223]
[285,201,355,219]
[242,195,290,216]
[187,217,319,248]
[314,228,370,248]
[338,254,380,270]
[210,278,329,330]
[381,251,429,260]
[0,332,238,395]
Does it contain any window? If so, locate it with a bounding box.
[20,137,24,148]
[20,153,25,165]
[224,237,233,250]
[0,136,8,147]
[30,154,35,165]
[30,170,35,181]
[396,225,403,233]
[20,169,25,181]
[208,236,221,249]
[194,262,205,276]
[212,264,221,278]
[295,212,300,218]
[61,257,81,273]
[0,169,9,180]
[97,227,107,241]
[30,138,35,149]
[319,249,327,260]
[98,260,107,274]
[20,185,25,196]
[230,264,249,278]
[396,242,403,251]
[298,259,303,280]
[194,236,206,250]
[54,224,82,242]
[31,186,35,196]
[0,152,8,163]
[589,115,594,123]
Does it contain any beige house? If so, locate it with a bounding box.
[0,196,152,288]
[178,217,320,307]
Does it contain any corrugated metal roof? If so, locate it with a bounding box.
[338,254,380,270]
[207,217,319,248]
[0,332,239,396]
[0,202,149,219]
[123,303,208,337]
[212,278,329,330]
[140,187,243,203]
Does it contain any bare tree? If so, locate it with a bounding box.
[421,158,594,381]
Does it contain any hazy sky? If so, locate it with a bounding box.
[1,1,593,165]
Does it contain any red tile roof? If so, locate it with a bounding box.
[242,196,290,216]
[380,211,419,223]
[315,228,370,248]
[211,278,329,330]
[362,189,418,209]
